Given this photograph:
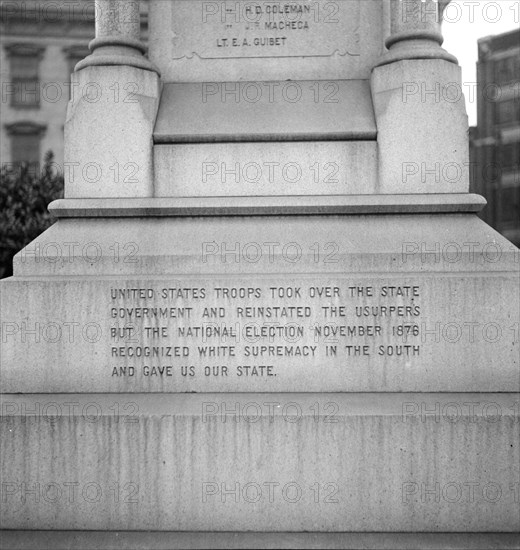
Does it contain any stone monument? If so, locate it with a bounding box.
[1,0,519,547]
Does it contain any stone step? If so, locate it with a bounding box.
[153,81,376,144]
[2,531,519,550]
[1,393,519,532]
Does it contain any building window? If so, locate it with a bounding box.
[500,185,520,226]
[4,44,45,108]
[500,142,520,171]
[496,99,520,126]
[495,55,520,85]
[6,121,47,170]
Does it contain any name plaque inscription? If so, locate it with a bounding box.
[170,0,360,59]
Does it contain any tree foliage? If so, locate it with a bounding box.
[0,152,63,278]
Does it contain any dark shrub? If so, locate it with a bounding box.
[0,151,63,278]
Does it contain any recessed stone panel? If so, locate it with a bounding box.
[153,142,377,196]
[153,81,376,143]
[149,0,386,81]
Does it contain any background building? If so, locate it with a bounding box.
[1,2,518,245]
[470,28,520,246]
[0,1,94,169]
[0,0,148,171]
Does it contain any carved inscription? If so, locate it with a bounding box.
[108,281,422,383]
[171,1,360,59]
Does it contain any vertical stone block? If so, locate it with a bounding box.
[372,59,469,194]
[64,65,160,198]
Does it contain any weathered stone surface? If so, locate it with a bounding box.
[10,214,516,277]
[153,81,376,143]
[1,393,518,531]
[1,273,518,393]
[2,216,518,393]
[95,0,141,41]
[65,65,160,198]
[371,59,469,194]
[47,195,487,218]
[377,0,457,66]
[1,531,518,549]
[2,0,518,543]
[148,0,386,82]
[153,142,377,196]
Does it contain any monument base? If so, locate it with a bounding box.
[2,202,518,393]
[1,531,519,549]
[1,203,519,536]
[0,393,519,532]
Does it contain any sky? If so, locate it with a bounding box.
[442,0,519,125]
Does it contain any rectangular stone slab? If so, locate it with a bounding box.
[1,393,518,532]
[2,214,518,393]
[1,272,518,393]
[153,141,377,197]
[148,0,386,81]
[14,215,510,278]
[1,532,518,549]
[153,81,376,143]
